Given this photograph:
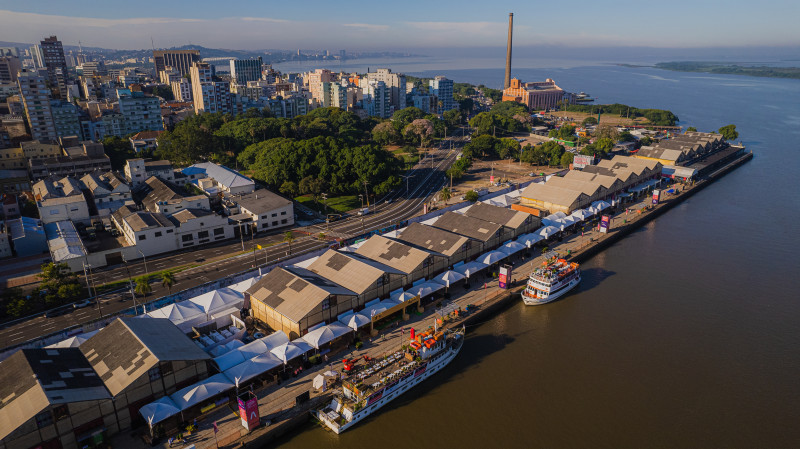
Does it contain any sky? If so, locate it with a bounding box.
[0,0,799,51]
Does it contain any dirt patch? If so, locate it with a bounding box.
[548,111,649,127]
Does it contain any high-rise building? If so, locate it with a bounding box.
[153,50,201,76]
[429,76,455,112]
[50,100,84,139]
[117,89,163,135]
[29,45,43,69]
[40,36,69,99]
[0,47,19,57]
[366,68,406,112]
[17,69,57,142]
[190,62,232,114]
[362,80,390,118]
[81,61,106,77]
[230,57,263,85]
[306,69,333,107]
[171,78,192,102]
[0,55,22,82]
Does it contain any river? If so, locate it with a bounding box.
[273,61,800,448]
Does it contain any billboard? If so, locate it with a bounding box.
[652,189,661,205]
[599,215,610,233]
[499,265,511,289]
[238,393,260,431]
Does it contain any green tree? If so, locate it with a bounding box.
[283,231,295,255]
[718,124,739,140]
[596,138,614,154]
[458,98,474,113]
[102,135,138,170]
[371,121,398,145]
[464,190,479,202]
[279,180,299,198]
[560,152,575,167]
[497,138,521,160]
[686,126,697,132]
[151,85,174,101]
[161,271,176,295]
[391,107,426,136]
[443,109,463,131]
[403,119,434,147]
[491,100,529,117]
[439,186,452,205]
[38,262,82,306]
[582,116,598,126]
[618,131,635,142]
[463,135,500,159]
[134,276,152,297]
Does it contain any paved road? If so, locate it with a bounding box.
[0,130,469,350]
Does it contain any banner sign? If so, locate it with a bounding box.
[238,393,260,431]
[652,189,661,205]
[499,265,510,289]
[599,215,610,234]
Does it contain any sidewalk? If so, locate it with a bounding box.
[112,180,693,449]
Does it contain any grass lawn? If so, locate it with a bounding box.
[295,195,362,214]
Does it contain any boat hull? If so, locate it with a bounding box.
[521,276,580,305]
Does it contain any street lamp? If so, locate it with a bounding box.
[358,194,363,209]
[136,248,148,275]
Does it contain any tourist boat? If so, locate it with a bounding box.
[314,325,465,434]
[521,253,581,305]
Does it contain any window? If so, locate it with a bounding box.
[213,228,224,236]
[166,229,173,233]
[138,235,146,241]
[262,223,269,229]
[271,213,277,217]
[52,404,69,421]
[160,361,173,376]
[272,221,278,226]
[35,410,53,428]
[155,231,162,237]
[281,219,287,224]
[198,230,209,239]
[181,234,193,242]
[147,366,161,381]
[281,211,287,216]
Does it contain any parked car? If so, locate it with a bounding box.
[44,306,73,318]
[73,299,94,309]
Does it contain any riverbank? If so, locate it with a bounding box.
[112,150,752,449]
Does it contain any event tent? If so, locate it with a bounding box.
[339,312,371,331]
[517,233,544,248]
[591,200,611,211]
[390,290,418,303]
[432,270,465,287]
[270,341,311,364]
[139,396,181,426]
[209,339,244,358]
[223,352,283,384]
[498,241,526,256]
[570,209,593,221]
[537,226,561,239]
[407,281,445,298]
[453,261,488,278]
[46,330,99,348]
[228,275,263,293]
[146,302,204,325]
[170,373,234,411]
[479,251,507,265]
[301,323,353,349]
[188,288,244,318]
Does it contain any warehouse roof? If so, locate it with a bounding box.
[355,235,435,275]
[430,211,502,243]
[464,202,529,231]
[396,222,469,257]
[308,249,404,294]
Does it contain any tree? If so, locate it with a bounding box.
[594,124,619,141]
[458,98,474,113]
[403,119,434,147]
[718,124,738,140]
[161,271,176,295]
[151,85,174,101]
[595,138,614,154]
[391,107,426,135]
[279,181,299,198]
[134,276,152,297]
[37,262,82,306]
[283,231,295,255]
[371,121,398,145]
[443,109,463,130]
[464,190,479,202]
[102,135,138,170]
[497,138,521,160]
[439,187,451,205]
[618,131,635,142]
[560,152,575,167]
[463,135,499,159]
[686,126,697,132]
[582,116,598,126]
[491,100,529,117]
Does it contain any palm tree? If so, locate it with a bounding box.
[134,276,152,297]
[283,231,295,255]
[440,187,451,205]
[161,271,176,295]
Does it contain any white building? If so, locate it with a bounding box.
[124,158,175,187]
[366,68,406,112]
[140,176,210,216]
[190,62,232,114]
[362,80,390,118]
[80,171,133,213]
[169,208,236,249]
[429,76,455,112]
[32,177,90,224]
[17,69,57,143]
[170,78,192,102]
[181,162,255,196]
[112,205,177,256]
[231,190,294,233]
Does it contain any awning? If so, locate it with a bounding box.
[407,281,445,298]
[479,251,507,265]
[453,261,488,278]
[223,353,283,384]
[139,396,181,426]
[188,288,244,317]
[170,373,234,411]
[227,275,263,293]
[46,330,99,348]
[517,233,544,248]
[590,200,612,211]
[537,226,561,239]
[432,270,465,287]
[339,312,371,330]
[569,209,593,221]
[662,165,696,179]
[301,322,353,349]
[498,241,526,256]
[390,290,418,303]
[270,341,311,363]
[146,302,204,323]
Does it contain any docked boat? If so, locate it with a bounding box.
[521,252,581,305]
[315,325,465,434]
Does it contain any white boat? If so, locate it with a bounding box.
[521,253,581,305]
[315,325,465,434]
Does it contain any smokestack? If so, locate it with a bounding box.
[504,13,514,90]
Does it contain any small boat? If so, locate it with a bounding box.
[521,252,580,305]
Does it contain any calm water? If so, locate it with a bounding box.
[275,64,800,448]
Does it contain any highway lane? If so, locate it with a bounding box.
[0,131,469,350]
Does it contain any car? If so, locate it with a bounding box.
[73,299,94,309]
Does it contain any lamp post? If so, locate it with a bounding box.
[321,193,328,217]
[358,194,363,209]
[136,248,148,275]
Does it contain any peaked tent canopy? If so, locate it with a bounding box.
[139,396,181,426]
[390,290,418,303]
[301,323,353,349]
[146,302,204,323]
[432,270,465,286]
[223,352,283,384]
[570,209,593,221]
[170,373,234,411]
[453,261,488,278]
[270,341,310,364]
[517,233,544,247]
[407,281,445,298]
[498,241,526,256]
[188,288,244,316]
[46,330,99,348]
[479,251,507,265]
[339,312,371,331]
[537,226,561,239]
[228,275,263,293]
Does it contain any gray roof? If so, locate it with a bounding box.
[247,266,356,323]
[520,182,587,209]
[308,249,404,294]
[0,348,110,441]
[431,211,502,243]
[355,235,434,274]
[81,318,210,396]
[189,162,254,190]
[33,176,84,200]
[125,210,173,232]
[465,202,529,230]
[396,222,469,257]
[168,208,212,225]
[140,176,184,211]
[235,190,292,214]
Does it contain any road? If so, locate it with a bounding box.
[0,129,469,350]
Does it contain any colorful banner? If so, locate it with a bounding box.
[600,215,610,234]
[499,265,510,289]
[238,394,260,431]
[652,189,661,205]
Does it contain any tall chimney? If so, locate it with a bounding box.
[504,13,514,90]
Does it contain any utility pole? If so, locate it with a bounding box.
[363,181,370,207]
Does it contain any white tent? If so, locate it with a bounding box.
[432,270,465,287]
[139,396,181,426]
[360,302,389,319]
[339,312,371,330]
[479,251,507,265]
[407,281,445,298]
[454,261,488,278]
[170,373,234,411]
[214,349,247,372]
[188,288,244,317]
[223,352,283,384]
[390,290,418,303]
[270,341,310,364]
[537,226,561,239]
[498,241,526,256]
[228,275,263,293]
[301,322,353,349]
[147,301,204,323]
[209,339,244,357]
[517,233,544,248]
[313,374,325,390]
[260,332,290,351]
[46,330,99,348]
[570,209,593,221]
[591,200,612,211]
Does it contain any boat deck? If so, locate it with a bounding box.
[343,351,414,398]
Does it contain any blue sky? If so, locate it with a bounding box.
[0,0,798,50]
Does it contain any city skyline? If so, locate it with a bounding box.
[1,0,799,51]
